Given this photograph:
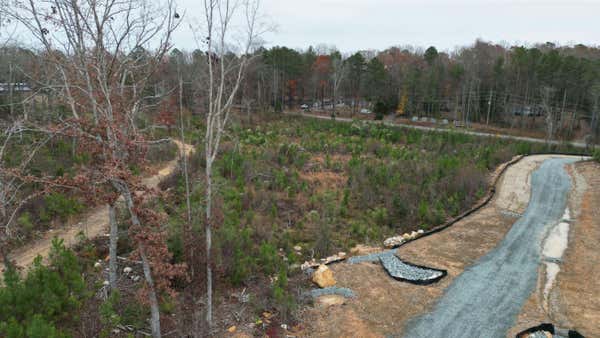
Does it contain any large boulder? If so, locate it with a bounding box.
[312,264,336,288]
[383,236,404,248]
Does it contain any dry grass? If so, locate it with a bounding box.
[299,154,350,193]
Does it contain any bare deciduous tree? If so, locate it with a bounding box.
[193,0,265,329]
[10,1,182,337]
[541,86,556,143]
[331,55,347,115]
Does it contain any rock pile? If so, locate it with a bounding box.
[524,331,552,338]
[301,252,346,270]
[379,254,446,284]
[309,286,356,299]
[383,229,424,248]
[347,249,396,264]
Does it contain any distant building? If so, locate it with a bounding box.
[0,82,32,94]
[0,83,49,117]
[511,105,543,117]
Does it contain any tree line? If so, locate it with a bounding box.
[159,41,600,141]
[2,39,600,141]
[0,0,599,336]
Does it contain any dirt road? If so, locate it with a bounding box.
[403,158,577,337]
[1,139,193,272]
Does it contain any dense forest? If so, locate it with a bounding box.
[2,41,600,141]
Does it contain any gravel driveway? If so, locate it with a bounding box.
[402,157,578,338]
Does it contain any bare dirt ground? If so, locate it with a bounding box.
[509,160,600,337]
[0,140,193,273]
[298,155,590,337]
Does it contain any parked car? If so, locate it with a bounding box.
[300,104,310,111]
[360,108,372,114]
[512,105,544,117]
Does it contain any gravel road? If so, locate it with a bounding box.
[290,112,597,149]
[402,157,578,338]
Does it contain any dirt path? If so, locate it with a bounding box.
[299,155,588,337]
[1,139,193,272]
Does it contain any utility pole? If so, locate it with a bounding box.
[560,90,567,134]
[8,63,14,117]
[465,85,472,127]
[486,90,493,125]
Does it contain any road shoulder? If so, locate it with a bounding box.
[509,161,600,337]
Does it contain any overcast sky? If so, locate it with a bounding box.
[174,0,600,53]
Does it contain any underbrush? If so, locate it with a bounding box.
[4,135,178,248]
[0,240,88,338]
[157,114,591,332]
[3,113,587,336]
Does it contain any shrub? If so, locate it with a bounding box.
[219,149,246,182]
[44,193,83,222]
[277,143,308,168]
[258,242,279,276]
[373,101,387,120]
[418,200,429,222]
[218,221,255,286]
[99,292,122,338]
[349,221,367,240]
[17,212,34,235]
[0,239,86,337]
[271,266,295,323]
[593,148,600,163]
[368,207,389,227]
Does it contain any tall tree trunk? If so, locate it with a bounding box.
[109,203,118,290]
[140,243,161,338]
[119,183,162,338]
[178,76,200,336]
[205,167,213,330]
[486,90,493,125]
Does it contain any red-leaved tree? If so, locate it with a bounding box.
[10,1,184,337]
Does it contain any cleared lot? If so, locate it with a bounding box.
[403,158,576,337]
[300,155,593,337]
